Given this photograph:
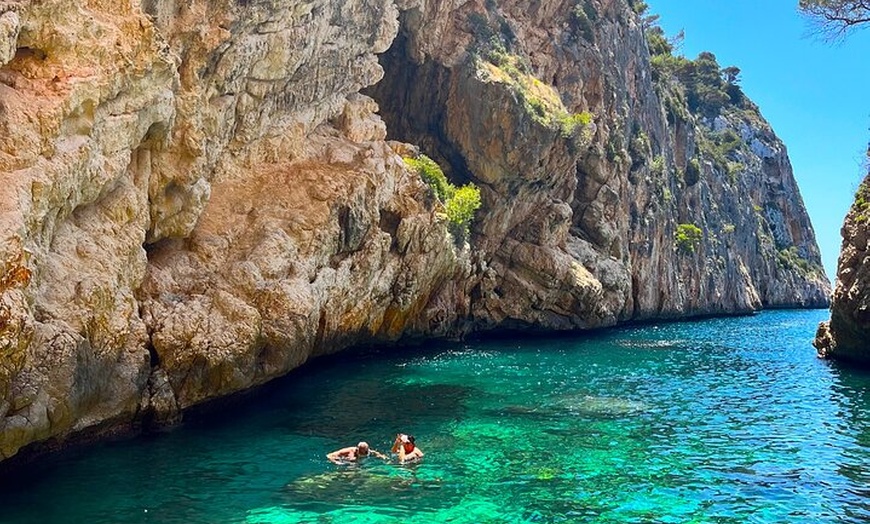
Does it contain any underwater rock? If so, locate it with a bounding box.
[500,394,649,420]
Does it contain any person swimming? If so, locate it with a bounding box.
[391,433,424,463]
[326,442,387,464]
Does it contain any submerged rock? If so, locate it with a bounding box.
[501,394,649,419]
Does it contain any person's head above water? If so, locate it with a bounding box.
[357,442,370,455]
[392,433,423,462]
[396,434,415,451]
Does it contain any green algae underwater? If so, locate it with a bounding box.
[3,309,870,523]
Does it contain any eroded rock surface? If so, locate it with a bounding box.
[0,0,829,461]
[815,175,870,364]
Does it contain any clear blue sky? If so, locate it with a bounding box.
[649,0,870,280]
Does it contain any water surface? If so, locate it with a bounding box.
[3,310,870,523]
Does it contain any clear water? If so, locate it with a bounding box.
[3,309,870,523]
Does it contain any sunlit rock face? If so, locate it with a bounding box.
[0,0,828,461]
[815,175,870,365]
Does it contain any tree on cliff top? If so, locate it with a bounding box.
[799,0,870,37]
[644,14,745,118]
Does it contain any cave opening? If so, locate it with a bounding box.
[363,21,473,187]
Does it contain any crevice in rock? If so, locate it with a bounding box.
[139,367,182,432]
[378,209,401,253]
[126,121,184,433]
[13,46,45,62]
[0,46,47,88]
[313,308,327,355]
[363,25,473,186]
[146,339,161,368]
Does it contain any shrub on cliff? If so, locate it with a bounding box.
[697,128,743,179]
[777,246,813,275]
[650,155,666,177]
[557,111,594,138]
[477,51,594,142]
[405,155,454,203]
[446,185,483,234]
[851,178,870,224]
[404,154,483,238]
[675,223,703,254]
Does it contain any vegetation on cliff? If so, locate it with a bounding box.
[479,48,595,140]
[404,155,482,237]
[641,4,825,278]
[675,223,703,254]
[645,18,748,121]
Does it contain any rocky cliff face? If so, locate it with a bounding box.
[815,175,870,364]
[0,0,829,461]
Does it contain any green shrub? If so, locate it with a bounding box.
[725,161,742,184]
[715,128,742,154]
[404,155,454,203]
[606,132,626,165]
[777,246,812,275]
[571,1,598,43]
[526,96,548,118]
[646,27,672,57]
[629,0,650,15]
[650,53,692,83]
[675,223,703,254]
[650,155,666,177]
[698,128,743,178]
[557,111,593,138]
[629,129,651,168]
[445,184,483,231]
[479,51,593,141]
[405,154,483,236]
[631,130,651,155]
[852,178,870,224]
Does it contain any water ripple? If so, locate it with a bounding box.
[2,310,870,523]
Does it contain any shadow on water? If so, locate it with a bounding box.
[177,340,477,432]
[277,381,474,438]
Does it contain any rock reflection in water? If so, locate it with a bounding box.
[280,381,475,438]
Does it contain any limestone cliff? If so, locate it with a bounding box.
[815,175,870,364]
[0,0,829,461]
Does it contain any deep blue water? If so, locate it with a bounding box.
[2,309,870,523]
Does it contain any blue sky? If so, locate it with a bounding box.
[648,0,870,280]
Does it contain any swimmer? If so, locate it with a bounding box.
[391,433,424,463]
[326,442,387,464]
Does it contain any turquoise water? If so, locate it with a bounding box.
[3,309,870,523]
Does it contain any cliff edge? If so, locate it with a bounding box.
[815,175,870,363]
[0,0,830,461]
